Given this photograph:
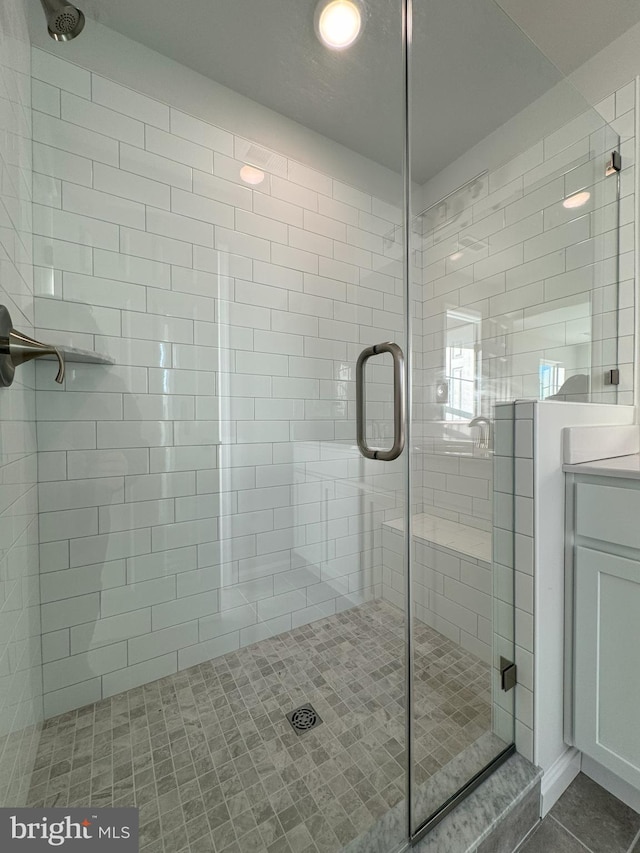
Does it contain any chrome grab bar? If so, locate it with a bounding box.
[356,341,405,461]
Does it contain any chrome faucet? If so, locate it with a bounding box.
[469,416,491,450]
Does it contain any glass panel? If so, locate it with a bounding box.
[198,8,409,847]
[22,2,409,852]
[409,0,622,834]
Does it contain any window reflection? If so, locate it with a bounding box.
[445,309,481,421]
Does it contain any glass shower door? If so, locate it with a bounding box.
[26,3,412,851]
[209,2,412,850]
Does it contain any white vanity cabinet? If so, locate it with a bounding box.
[567,476,640,791]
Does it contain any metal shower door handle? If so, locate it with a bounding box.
[356,341,405,461]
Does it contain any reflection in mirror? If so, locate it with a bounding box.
[444,308,481,422]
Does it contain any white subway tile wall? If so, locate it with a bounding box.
[0,0,42,807]
[492,402,521,753]
[418,84,635,462]
[405,84,636,630]
[410,77,636,752]
[382,519,492,663]
[31,48,409,717]
[380,89,635,749]
[505,401,535,762]
[30,45,635,727]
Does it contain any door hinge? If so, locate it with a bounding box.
[606,150,621,176]
[500,657,517,692]
[606,368,620,386]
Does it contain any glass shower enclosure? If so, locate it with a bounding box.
[0,0,625,850]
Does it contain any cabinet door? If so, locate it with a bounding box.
[575,483,640,550]
[574,546,640,790]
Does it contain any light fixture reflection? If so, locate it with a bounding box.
[563,191,591,209]
[315,0,363,50]
[240,164,265,185]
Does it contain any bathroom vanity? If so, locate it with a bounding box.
[564,451,640,797]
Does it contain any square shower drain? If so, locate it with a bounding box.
[286,703,322,735]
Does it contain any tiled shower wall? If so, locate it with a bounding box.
[0,0,42,806]
[405,83,637,761]
[415,80,636,533]
[493,401,533,760]
[26,51,637,725]
[493,399,636,778]
[30,48,412,717]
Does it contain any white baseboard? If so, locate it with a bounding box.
[582,755,640,814]
[541,747,581,816]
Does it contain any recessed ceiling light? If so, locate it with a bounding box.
[563,191,591,209]
[449,251,463,261]
[239,164,265,185]
[315,0,364,50]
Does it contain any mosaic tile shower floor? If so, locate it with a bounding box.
[27,601,493,853]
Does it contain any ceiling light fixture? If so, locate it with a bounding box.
[315,0,364,50]
[239,164,265,185]
[562,191,591,209]
[449,251,463,262]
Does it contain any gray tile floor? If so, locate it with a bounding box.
[518,774,640,853]
[27,601,492,853]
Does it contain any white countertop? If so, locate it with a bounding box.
[563,454,640,479]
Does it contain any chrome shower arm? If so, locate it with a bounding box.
[40,0,67,14]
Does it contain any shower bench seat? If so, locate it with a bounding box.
[383,511,491,563]
[381,512,493,662]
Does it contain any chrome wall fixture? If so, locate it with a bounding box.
[469,415,492,450]
[356,341,405,460]
[39,0,85,42]
[0,305,65,387]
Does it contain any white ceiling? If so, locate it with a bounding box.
[495,0,640,75]
[76,0,640,183]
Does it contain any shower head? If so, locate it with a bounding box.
[39,0,85,42]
